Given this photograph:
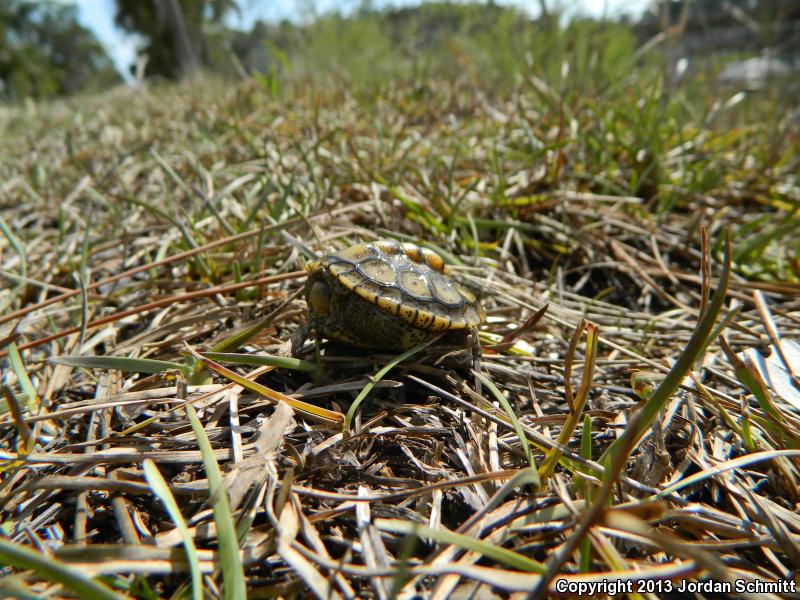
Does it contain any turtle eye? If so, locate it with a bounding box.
[309,280,331,314]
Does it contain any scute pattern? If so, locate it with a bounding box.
[358,259,396,285]
[399,269,433,300]
[304,240,484,349]
[428,271,464,306]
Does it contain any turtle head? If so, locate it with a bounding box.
[305,267,332,318]
[308,279,331,315]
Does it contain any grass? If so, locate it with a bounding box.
[1,8,799,598]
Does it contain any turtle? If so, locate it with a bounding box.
[300,240,484,350]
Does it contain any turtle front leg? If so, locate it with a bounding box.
[289,322,312,357]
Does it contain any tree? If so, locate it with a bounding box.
[114,0,239,80]
[0,1,121,101]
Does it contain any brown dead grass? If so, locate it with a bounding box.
[1,77,799,598]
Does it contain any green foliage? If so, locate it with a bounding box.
[0,537,122,599]
[0,0,120,101]
[231,3,640,95]
[296,11,398,87]
[252,40,289,98]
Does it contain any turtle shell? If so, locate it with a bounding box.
[304,240,483,349]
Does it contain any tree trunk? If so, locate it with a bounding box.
[160,0,200,78]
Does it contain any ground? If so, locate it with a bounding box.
[0,71,799,598]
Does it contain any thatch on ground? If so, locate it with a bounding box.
[1,77,799,598]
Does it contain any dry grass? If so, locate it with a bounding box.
[1,75,799,599]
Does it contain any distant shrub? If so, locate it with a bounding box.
[230,3,640,96]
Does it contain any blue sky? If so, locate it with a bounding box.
[73,0,650,80]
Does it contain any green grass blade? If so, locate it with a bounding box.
[473,370,536,470]
[719,338,799,445]
[150,148,191,197]
[375,518,546,573]
[184,402,246,600]
[720,337,784,423]
[186,346,343,424]
[51,355,188,375]
[344,340,431,431]
[0,215,27,301]
[208,315,283,354]
[732,217,799,265]
[578,413,593,573]
[143,459,203,600]
[599,233,731,466]
[77,274,89,349]
[5,341,40,411]
[656,449,800,498]
[0,538,122,600]
[202,352,318,373]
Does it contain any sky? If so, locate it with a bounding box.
[74,0,651,81]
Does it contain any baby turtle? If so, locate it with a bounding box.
[302,240,483,350]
